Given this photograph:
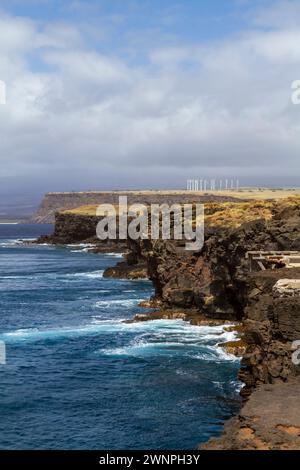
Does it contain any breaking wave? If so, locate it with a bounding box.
[0,319,240,365]
[96,320,240,362]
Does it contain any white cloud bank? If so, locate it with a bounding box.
[0,1,300,197]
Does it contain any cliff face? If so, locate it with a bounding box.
[39,198,299,306]
[32,191,244,223]
[202,268,300,450]
[37,211,128,253]
[50,212,101,244]
[239,268,300,398]
[129,198,300,319]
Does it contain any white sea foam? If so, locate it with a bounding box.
[103,252,125,257]
[67,243,96,253]
[0,270,104,281]
[94,298,143,308]
[230,379,244,393]
[0,239,23,247]
[34,243,52,247]
[100,339,199,357]
[0,238,43,248]
[1,319,162,343]
[66,243,95,248]
[65,270,104,279]
[1,321,124,343]
[0,318,241,364]
[97,320,240,362]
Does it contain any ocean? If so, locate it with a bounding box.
[0,224,241,450]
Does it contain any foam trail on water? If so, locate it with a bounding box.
[1,317,240,364]
[66,270,104,279]
[103,252,125,257]
[1,319,180,344]
[96,320,241,362]
[0,320,126,343]
[66,243,95,248]
[0,239,23,247]
[0,270,104,280]
[94,298,144,308]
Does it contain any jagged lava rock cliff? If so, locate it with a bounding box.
[129,198,300,319]
[239,268,300,398]
[37,208,128,253]
[202,268,300,450]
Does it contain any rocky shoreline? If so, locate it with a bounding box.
[36,196,300,450]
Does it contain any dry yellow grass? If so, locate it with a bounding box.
[63,196,300,230]
[203,196,300,228]
[51,188,300,200]
[203,200,274,228]
[62,204,129,216]
[201,189,300,200]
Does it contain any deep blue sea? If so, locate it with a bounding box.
[0,224,241,450]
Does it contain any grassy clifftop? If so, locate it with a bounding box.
[62,196,300,229]
[31,189,300,223]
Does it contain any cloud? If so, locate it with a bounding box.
[253,0,300,29]
[0,1,300,201]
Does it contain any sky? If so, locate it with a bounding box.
[0,0,300,207]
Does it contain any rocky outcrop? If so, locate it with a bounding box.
[37,211,127,253]
[130,198,300,319]
[38,197,299,297]
[239,267,300,398]
[103,261,148,280]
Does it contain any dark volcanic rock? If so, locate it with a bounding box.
[239,268,300,399]
[202,267,300,450]
[103,261,148,280]
[37,212,127,253]
[130,199,300,319]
